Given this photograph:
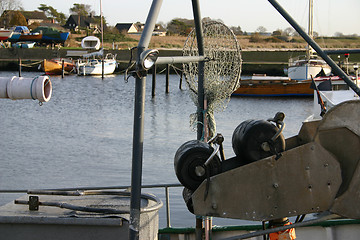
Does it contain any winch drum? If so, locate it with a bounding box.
[174,140,221,191]
[232,119,285,163]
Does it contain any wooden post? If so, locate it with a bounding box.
[18,58,22,77]
[152,65,156,98]
[61,59,65,78]
[102,58,105,79]
[165,64,170,94]
[179,71,183,90]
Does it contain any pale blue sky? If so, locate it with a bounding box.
[22,0,360,36]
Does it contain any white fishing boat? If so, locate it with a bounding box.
[286,0,331,80]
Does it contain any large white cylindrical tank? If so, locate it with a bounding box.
[0,76,52,102]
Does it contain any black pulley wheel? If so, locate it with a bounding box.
[174,140,221,191]
[232,119,285,163]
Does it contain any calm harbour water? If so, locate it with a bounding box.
[0,72,313,228]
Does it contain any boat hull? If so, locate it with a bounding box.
[288,64,332,81]
[232,76,313,97]
[77,59,117,75]
[0,30,13,41]
[19,34,42,42]
[42,59,76,75]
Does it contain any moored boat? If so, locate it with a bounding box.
[77,53,117,75]
[233,75,313,97]
[287,53,332,80]
[232,74,359,97]
[41,58,76,75]
[285,0,332,80]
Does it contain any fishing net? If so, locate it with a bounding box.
[183,21,242,138]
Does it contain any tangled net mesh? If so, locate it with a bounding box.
[183,21,242,138]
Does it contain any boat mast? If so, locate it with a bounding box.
[307,0,314,59]
[100,0,104,48]
[100,0,104,78]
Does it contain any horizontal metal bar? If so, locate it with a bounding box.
[0,183,183,193]
[324,49,360,55]
[223,214,339,240]
[155,56,208,65]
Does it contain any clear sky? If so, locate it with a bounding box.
[22,0,360,36]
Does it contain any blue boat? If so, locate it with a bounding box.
[8,26,29,42]
[32,26,70,44]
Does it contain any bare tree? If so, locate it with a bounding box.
[256,26,267,34]
[0,0,22,15]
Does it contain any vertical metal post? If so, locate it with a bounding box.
[268,0,360,97]
[152,65,156,98]
[192,1,206,239]
[129,1,163,240]
[165,64,170,93]
[18,58,22,77]
[165,186,171,228]
[61,59,65,78]
[192,0,205,141]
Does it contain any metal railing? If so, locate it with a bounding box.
[0,183,183,228]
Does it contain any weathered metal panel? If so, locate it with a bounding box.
[314,100,360,219]
[191,142,342,221]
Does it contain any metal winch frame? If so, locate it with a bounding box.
[190,100,360,221]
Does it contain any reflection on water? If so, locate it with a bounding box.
[0,72,313,227]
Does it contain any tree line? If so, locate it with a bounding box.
[0,1,100,28]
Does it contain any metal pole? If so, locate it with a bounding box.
[165,186,171,228]
[268,0,360,97]
[191,1,207,239]
[129,0,163,240]
[192,0,205,141]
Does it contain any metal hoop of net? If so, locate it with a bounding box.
[183,21,242,137]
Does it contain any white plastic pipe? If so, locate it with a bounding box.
[0,76,52,102]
